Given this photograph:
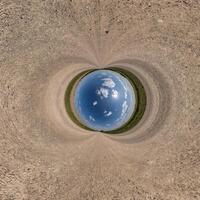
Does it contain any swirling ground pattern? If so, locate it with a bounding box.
[0,1,200,199]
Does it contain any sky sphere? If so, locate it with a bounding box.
[74,70,136,131]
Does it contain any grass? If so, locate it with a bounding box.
[65,67,147,134]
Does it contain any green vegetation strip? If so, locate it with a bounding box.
[65,67,146,134]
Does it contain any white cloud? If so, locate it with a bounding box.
[102,78,116,88]
[93,101,98,106]
[124,91,127,99]
[121,101,128,117]
[89,115,95,122]
[112,89,118,98]
[105,111,112,117]
[96,88,109,99]
[115,117,121,122]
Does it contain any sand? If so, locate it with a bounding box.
[0,0,200,199]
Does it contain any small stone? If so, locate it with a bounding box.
[157,19,163,23]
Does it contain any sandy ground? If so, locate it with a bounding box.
[0,0,200,199]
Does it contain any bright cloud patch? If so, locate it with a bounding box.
[93,101,98,106]
[89,115,95,122]
[121,101,128,117]
[112,89,118,98]
[124,91,127,99]
[96,88,109,99]
[102,78,116,88]
[105,111,112,117]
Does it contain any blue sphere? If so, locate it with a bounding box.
[73,70,136,131]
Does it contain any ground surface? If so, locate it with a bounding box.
[0,0,200,199]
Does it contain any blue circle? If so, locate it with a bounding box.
[74,70,136,131]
